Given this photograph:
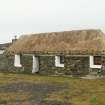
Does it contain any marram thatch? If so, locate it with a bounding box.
[8,29,105,55]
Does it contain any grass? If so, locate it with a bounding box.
[0,92,32,102]
[0,73,105,105]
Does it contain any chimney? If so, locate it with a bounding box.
[12,35,17,43]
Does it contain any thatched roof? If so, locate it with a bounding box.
[8,29,105,55]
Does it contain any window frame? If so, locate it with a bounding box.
[89,56,102,69]
[55,56,64,67]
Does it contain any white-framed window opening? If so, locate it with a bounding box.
[14,54,22,67]
[55,56,64,67]
[89,56,102,69]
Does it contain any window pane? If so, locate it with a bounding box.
[60,56,64,63]
[94,56,101,65]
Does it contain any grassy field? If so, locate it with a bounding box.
[0,73,105,105]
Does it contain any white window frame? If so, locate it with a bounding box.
[55,56,64,67]
[14,54,22,67]
[89,56,102,69]
[32,55,39,73]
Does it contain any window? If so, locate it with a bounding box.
[89,56,102,69]
[60,56,64,64]
[94,56,102,65]
[55,56,64,67]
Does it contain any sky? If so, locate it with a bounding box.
[0,0,105,43]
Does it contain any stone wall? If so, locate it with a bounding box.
[65,56,89,76]
[39,56,89,76]
[102,56,105,66]
[99,56,105,75]
[0,54,90,76]
[0,54,9,72]
[39,56,66,75]
[0,54,22,72]
[21,55,33,73]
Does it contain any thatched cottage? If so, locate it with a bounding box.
[8,29,105,76]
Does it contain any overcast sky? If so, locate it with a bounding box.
[0,0,105,43]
